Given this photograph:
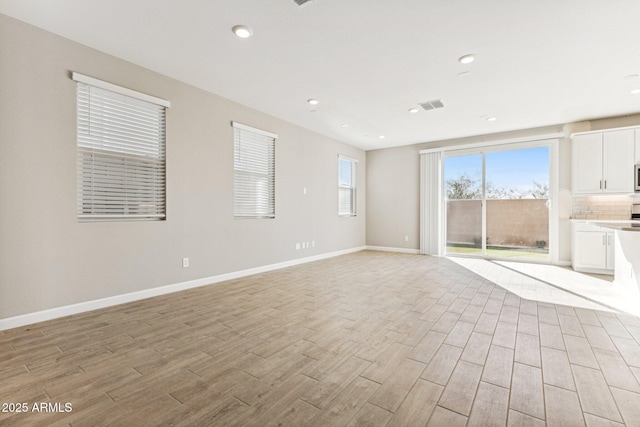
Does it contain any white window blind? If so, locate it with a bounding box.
[74,73,169,221]
[233,122,276,218]
[338,155,357,216]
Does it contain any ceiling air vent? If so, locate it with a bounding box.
[419,99,445,111]
[293,0,313,5]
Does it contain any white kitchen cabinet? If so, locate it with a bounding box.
[635,129,640,164]
[572,129,634,194]
[572,222,614,274]
[573,133,603,194]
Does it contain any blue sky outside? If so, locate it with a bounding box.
[444,146,549,197]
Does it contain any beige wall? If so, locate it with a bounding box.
[366,145,420,249]
[0,15,365,319]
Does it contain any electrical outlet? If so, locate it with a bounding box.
[182,257,189,268]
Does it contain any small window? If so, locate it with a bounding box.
[74,73,169,221]
[233,122,276,218]
[338,155,357,216]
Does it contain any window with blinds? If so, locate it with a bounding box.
[233,122,276,218]
[338,155,357,216]
[74,73,169,221]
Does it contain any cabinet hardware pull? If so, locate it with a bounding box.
[604,180,607,189]
[600,180,602,190]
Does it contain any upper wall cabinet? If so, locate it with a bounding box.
[572,129,635,194]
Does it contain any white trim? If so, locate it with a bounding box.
[366,246,421,254]
[0,246,366,331]
[549,139,560,264]
[419,132,564,154]
[231,121,278,139]
[338,154,359,163]
[72,72,170,107]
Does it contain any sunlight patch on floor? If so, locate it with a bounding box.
[448,256,640,316]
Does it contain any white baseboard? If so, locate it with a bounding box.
[366,245,421,255]
[0,246,367,331]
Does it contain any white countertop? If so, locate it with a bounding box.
[595,222,640,232]
[570,219,640,224]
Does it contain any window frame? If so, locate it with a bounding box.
[338,155,357,217]
[232,122,277,219]
[74,72,170,222]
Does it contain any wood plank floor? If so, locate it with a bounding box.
[1,251,640,426]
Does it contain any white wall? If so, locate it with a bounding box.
[0,14,365,321]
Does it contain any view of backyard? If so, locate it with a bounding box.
[444,146,550,260]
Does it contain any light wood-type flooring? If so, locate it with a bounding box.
[2,251,640,426]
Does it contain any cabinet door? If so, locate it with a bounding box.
[573,133,603,194]
[635,129,640,164]
[603,129,634,193]
[605,232,615,270]
[574,231,607,269]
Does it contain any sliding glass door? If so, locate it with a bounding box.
[444,145,550,261]
[444,154,483,255]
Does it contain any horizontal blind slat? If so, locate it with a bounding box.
[338,157,357,216]
[77,80,167,221]
[233,126,275,218]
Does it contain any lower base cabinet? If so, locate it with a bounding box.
[572,222,614,275]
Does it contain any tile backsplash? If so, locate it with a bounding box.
[571,195,637,220]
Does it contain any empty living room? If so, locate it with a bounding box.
[2,1,640,426]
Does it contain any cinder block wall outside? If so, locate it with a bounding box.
[446,199,549,248]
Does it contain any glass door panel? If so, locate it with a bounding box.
[485,146,549,260]
[444,154,483,255]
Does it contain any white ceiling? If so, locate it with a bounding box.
[2,0,640,150]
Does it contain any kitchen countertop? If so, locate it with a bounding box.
[570,219,640,223]
[595,221,640,232]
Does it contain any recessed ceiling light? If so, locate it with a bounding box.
[378,135,385,139]
[624,74,639,80]
[630,89,640,95]
[458,54,476,64]
[307,98,319,105]
[487,116,497,122]
[232,25,253,38]
[341,123,349,128]
[408,107,419,114]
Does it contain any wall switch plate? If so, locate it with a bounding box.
[182,257,189,268]
[312,240,315,247]
[405,235,409,242]
[296,243,301,250]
